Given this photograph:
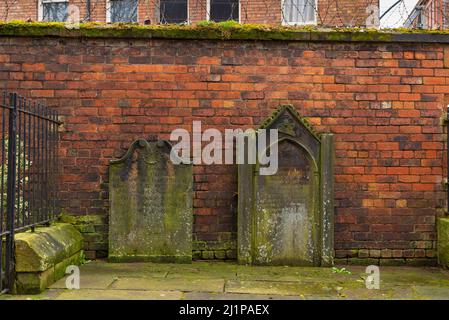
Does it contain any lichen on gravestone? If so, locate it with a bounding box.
[108,139,193,263]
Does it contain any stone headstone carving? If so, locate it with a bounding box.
[238,105,334,266]
[109,139,193,263]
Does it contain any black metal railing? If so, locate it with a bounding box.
[0,91,61,294]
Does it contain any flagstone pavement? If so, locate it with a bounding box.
[3,261,449,300]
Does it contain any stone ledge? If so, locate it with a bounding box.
[437,218,449,268]
[15,223,83,272]
[108,255,191,263]
[59,214,109,260]
[2,21,449,43]
[15,251,83,294]
[13,223,84,294]
[334,257,438,266]
[193,240,236,260]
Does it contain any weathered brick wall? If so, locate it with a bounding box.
[0,34,446,263]
[0,0,37,21]
[1,0,377,26]
[240,0,282,24]
[0,0,106,23]
[318,0,378,27]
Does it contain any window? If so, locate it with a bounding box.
[208,0,239,22]
[160,0,188,24]
[282,0,317,25]
[39,0,69,22]
[107,0,138,23]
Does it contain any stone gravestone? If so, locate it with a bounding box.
[238,105,334,266]
[109,139,193,263]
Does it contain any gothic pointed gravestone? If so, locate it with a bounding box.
[109,139,193,263]
[238,105,334,266]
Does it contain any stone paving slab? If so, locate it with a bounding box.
[377,267,449,286]
[71,261,170,278]
[54,289,184,300]
[235,266,359,283]
[225,280,340,296]
[2,261,449,300]
[4,289,64,300]
[338,286,418,300]
[184,292,304,300]
[412,286,449,300]
[110,277,226,293]
[50,274,116,290]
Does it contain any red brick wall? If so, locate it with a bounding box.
[1,0,378,26]
[0,0,105,23]
[0,0,37,21]
[0,36,446,262]
[240,0,282,24]
[318,0,379,27]
[406,0,445,30]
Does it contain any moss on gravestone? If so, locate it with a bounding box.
[15,223,83,272]
[15,268,54,294]
[437,218,449,268]
[109,139,192,262]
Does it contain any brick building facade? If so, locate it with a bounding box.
[1,0,378,27]
[404,0,449,30]
[0,25,446,263]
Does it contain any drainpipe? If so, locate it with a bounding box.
[86,0,91,21]
[417,5,424,29]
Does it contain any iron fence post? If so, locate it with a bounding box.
[5,92,17,292]
[0,91,61,294]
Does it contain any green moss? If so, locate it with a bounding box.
[321,30,393,42]
[109,140,193,262]
[58,213,77,225]
[15,223,83,272]
[437,218,449,268]
[193,240,236,251]
[259,105,321,141]
[59,213,105,226]
[108,255,192,263]
[1,20,449,42]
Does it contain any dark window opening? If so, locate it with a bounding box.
[209,0,239,22]
[110,0,138,23]
[42,1,68,22]
[160,0,188,24]
[283,0,316,24]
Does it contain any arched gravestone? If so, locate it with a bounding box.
[108,139,193,263]
[238,105,334,266]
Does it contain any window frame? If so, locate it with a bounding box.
[281,0,318,26]
[159,0,190,24]
[38,0,69,22]
[106,0,139,23]
[206,0,241,23]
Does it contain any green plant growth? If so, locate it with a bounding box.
[78,251,90,265]
[0,135,31,228]
[196,20,216,27]
[2,20,449,43]
[332,267,352,275]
